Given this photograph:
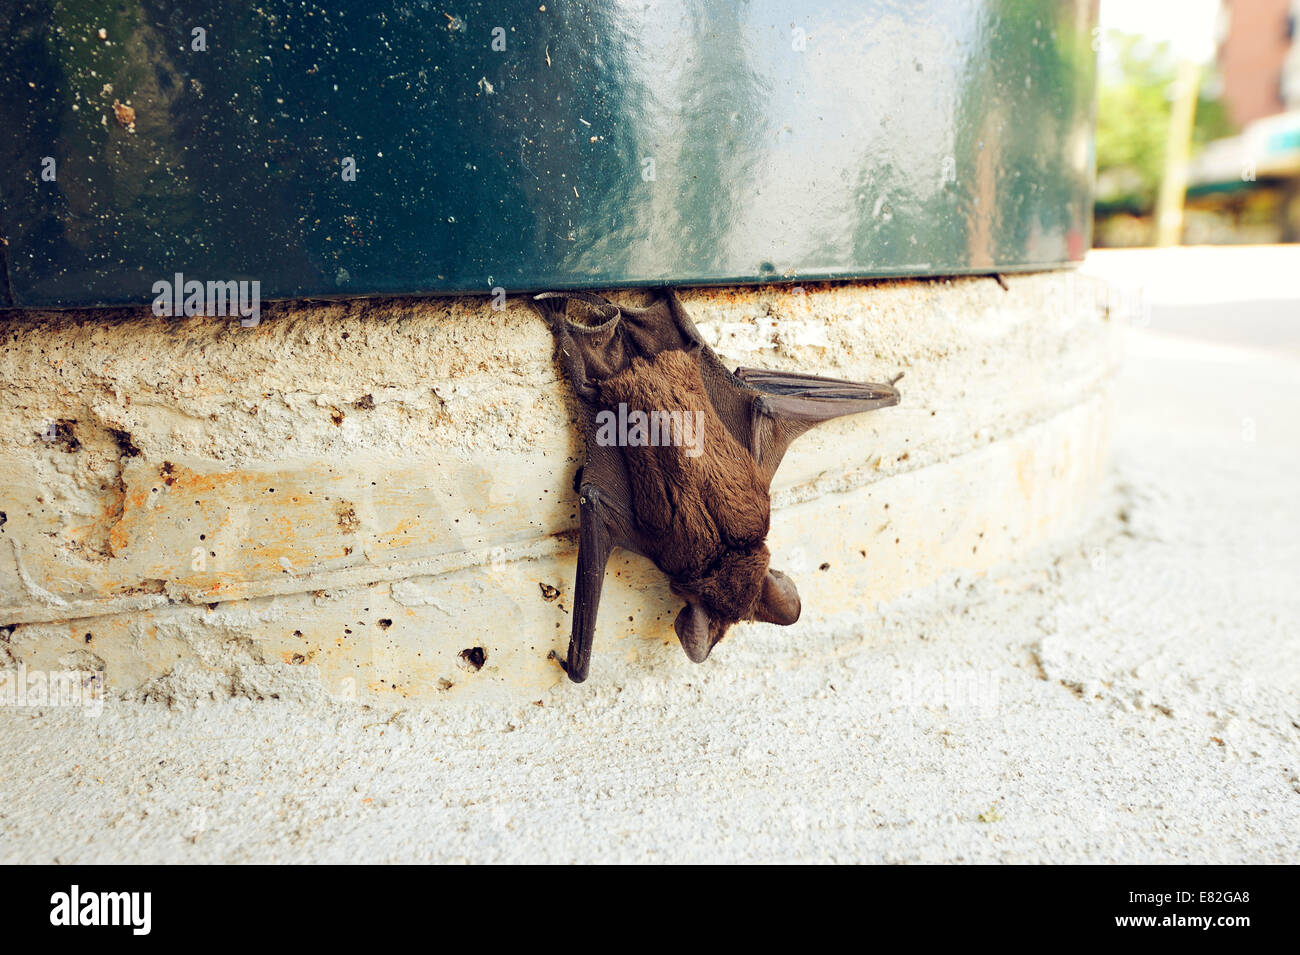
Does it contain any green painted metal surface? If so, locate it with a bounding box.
[0,0,1097,309]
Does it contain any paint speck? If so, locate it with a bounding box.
[112,100,135,132]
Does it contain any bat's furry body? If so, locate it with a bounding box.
[533,289,899,682]
[599,348,773,625]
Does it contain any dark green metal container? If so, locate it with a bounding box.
[0,0,1097,308]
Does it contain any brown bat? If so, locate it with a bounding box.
[533,289,899,682]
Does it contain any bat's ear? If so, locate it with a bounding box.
[752,569,801,626]
[674,602,720,663]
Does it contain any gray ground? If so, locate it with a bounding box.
[1,250,1297,864]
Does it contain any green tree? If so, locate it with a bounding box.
[1095,32,1234,213]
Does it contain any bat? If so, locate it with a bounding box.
[532,289,900,682]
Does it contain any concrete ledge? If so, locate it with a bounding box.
[0,274,1123,701]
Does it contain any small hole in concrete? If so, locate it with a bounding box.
[84,632,92,643]
[378,618,392,629]
[819,562,830,571]
[458,647,487,671]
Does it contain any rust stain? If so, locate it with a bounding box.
[335,501,361,533]
[111,99,136,131]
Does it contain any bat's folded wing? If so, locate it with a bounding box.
[733,367,901,481]
[566,483,614,683]
[735,367,901,407]
[565,442,643,683]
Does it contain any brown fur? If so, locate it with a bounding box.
[598,348,770,623]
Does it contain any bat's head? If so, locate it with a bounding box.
[673,565,802,663]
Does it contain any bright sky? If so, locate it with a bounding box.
[1099,0,1222,62]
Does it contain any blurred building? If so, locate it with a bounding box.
[1216,0,1300,125]
[1185,0,1300,242]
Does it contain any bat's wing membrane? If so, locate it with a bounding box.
[532,291,648,683]
[734,367,901,483]
[567,423,654,682]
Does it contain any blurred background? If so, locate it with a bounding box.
[1088,0,1300,357]
[1094,0,1300,247]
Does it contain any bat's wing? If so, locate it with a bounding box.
[532,292,650,683]
[733,367,901,485]
[567,441,644,682]
[640,290,900,483]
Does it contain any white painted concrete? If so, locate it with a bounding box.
[0,274,1123,700]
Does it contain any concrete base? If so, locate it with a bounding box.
[0,274,1123,701]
